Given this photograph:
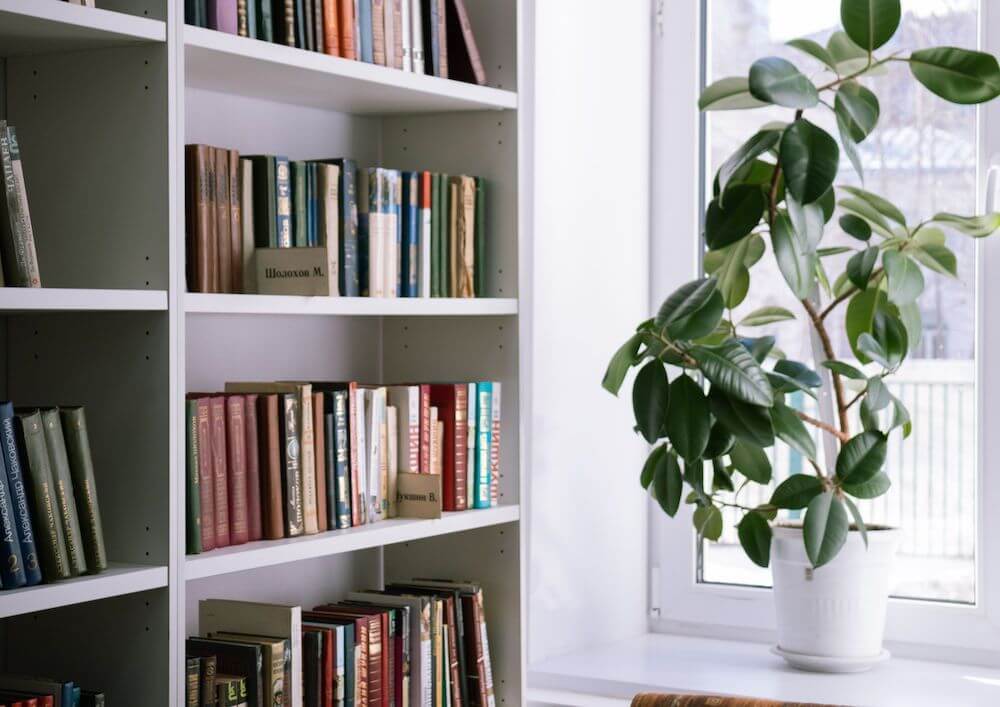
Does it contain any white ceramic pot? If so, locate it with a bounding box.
[771,525,900,673]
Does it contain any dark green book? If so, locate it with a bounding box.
[430,174,440,297]
[257,0,273,41]
[302,0,315,51]
[15,410,71,580]
[439,173,450,297]
[280,393,304,537]
[294,0,307,49]
[41,408,87,576]
[247,155,277,248]
[60,406,107,573]
[292,160,308,247]
[185,0,207,27]
[474,177,485,297]
[184,399,202,555]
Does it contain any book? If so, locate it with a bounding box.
[467,382,476,509]
[362,387,386,522]
[332,389,353,529]
[303,628,323,706]
[241,158,256,294]
[210,632,289,707]
[243,394,263,541]
[386,405,398,518]
[200,654,218,707]
[193,397,216,551]
[322,0,339,54]
[430,407,442,476]
[348,591,426,707]
[303,0,316,50]
[228,149,244,292]
[400,0,411,71]
[209,396,231,547]
[339,0,356,59]
[208,0,239,33]
[40,409,86,577]
[401,171,419,297]
[429,385,468,511]
[281,392,305,536]
[257,0,273,41]
[318,159,358,296]
[246,0,258,37]
[258,394,285,540]
[187,0,208,26]
[444,0,485,85]
[452,176,475,298]
[473,177,485,297]
[0,123,41,287]
[276,156,293,247]
[215,147,233,293]
[410,0,425,75]
[372,0,386,65]
[248,155,278,249]
[0,676,67,707]
[473,383,491,509]
[317,162,341,295]
[0,403,41,586]
[295,0,308,48]
[0,405,25,588]
[187,639,262,707]
[358,0,374,62]
[59,407,107,573]
[187,399,203,555]
[365,169,387,298]
[225,396,249,546]
[489,383,500,508]
[314,392,329,533]
[354,388,368,524]
[323,399,338,531]
[419,171,432,297]
[293,161,310,248]
[308,163,320,246]
[187,657,201,706]
[186,145,217,293]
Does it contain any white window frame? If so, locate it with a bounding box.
[649,0,1000,662]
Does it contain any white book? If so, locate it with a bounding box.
[364,387,386,522]
[410,0,425,75]
[387,385,420,474]
[353,0,362,59]
[467,382,476,508]
[384,170,400,298]
[419,174,432,297]
[387,404,398,517]
[318,162,341,295]
[366,169,387,297]
[400,0,412,71]
[355,388,368,523]
[430,406,441,475]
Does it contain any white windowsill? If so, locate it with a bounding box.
[528,633,1000,707]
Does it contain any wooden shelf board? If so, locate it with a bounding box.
[184,26,518,114]
[0,0,165,57]
[0,288,168,312]
[184,292,518,316]
[185,505,520,580]
[0,563,168,618]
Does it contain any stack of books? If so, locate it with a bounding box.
[0,403,107,589]
[0,121,41,288]
[185,380,502,554]
[0,675,105,706]
[186,0,487,86]
[187,581,496,706]
[186,146,488,298]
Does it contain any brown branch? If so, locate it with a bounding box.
[819,268,884,321]
[846,390,865,410]
[801,298,851,438]
[796,410,850,443]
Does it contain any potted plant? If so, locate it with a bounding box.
[604,0,1000,673]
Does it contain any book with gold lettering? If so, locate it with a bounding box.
[40,408,87,576]
[60,406,107,573]
[1,402,40,586]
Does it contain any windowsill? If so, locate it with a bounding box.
[528,633,1000,707]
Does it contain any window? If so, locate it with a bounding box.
[700,0,979,604]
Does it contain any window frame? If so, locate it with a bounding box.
[649,0,1000,661]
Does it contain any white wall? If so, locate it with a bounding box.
[528,0,652,664]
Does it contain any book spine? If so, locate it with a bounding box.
[489,383,500,508]
[214,147,233,293]
[334,390,352,529]
[436,0,447,77]
[276,156,293,247]
[427,0,440,76]
[430,173,440,297]
[324,407,338,530]
[210,396,231,547]
[0,405,41,585]
[419,171,432,297]
[228,149,243,292]
[358,0,374,62]
[17,413,69,580]
[240,159,256,294]
[260,395,285,540]
[246,0,257,37]
[314,392,329,533]
[372,0,386,65]
[293,161,308,247]
[258,0,273,40]
[392,170,402,297]
[404,172,419,297]
[226,396,249,545]
[298,0,309,48]
[200,654,218,707]
[454,386,468,510]
[209,0,239,32]
[354,388,368,524]
[319,163,341,295]
[473,177,484,297]
[387,405,398,518]
[400,0,411,71]
[187,657,201,706]
[186,400,203,555]
[457,177,475,298]
[419,385,431,475]
[244,394,262,542]
[410,0,424,74]
[41,409,87,576]
[322,0,339,54]
[309,163,319,246]
[187,145,216,292]
[467,382,476,510]
[282,393,305,536]
[391,0,403,69]
[444,608,461,707]
[442,174,452,296]
[407,387,419,474]
[340,0,356,59]
[195,399,216,550]
[477,593,495,707]
[283,0,295,45]
[451,0,485,84]
[460,595,487,707]
[237,0,248,35]
[0,125,41,287]
[340,160,359,296]
[0,410,25,587]
[60,407,108,573]
[300,386,319,534]
[474,383,491,509]
[313,0,324,51]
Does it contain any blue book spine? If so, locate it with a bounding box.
[62,683,74,707]
[0,403,25,588]
[429,0,440,75]
[402,171,419,297]
[359,0,374,63]
[358,211,370,296]
[0,403,40,585]
[337,159,359,296]
[474,383,492,508]
[333,391,352,528]
[275,156,292,247]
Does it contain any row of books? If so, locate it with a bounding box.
[187,581,495,707]
[185,381,502,554]
[0,121,41,288]
[186,0,487,86]
[0,675,104,707]
[0,404,107,589]
[186,145,488,298]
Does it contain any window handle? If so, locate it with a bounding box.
[986,164,1000,212]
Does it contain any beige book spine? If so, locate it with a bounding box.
[300,384,319,534]
[318,163,340,295]
[458,176,476,297]
[240,159,256,293]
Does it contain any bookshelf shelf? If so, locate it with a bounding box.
[184,292,518,316]
[184,25,518,114]
[184,504,520,581]
[0,288,168,313]
[0,0,166,57]
[0,563,168,619]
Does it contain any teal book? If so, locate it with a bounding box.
[247,155,277,248]
[474,383,492,508]
[292,160,308,247]
[358,0,373,63]
[295,0,307,48]
[275,155,292,247]
[246,0,257,38]
[257,0,273,41]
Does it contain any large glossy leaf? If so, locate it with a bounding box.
[703,422,736,459]
[705,185,767,250]
[838,197,894,237]
[823,360,867,379]
[699,76,769,111]
[837,114,864,182]
[739,306,796,327]
[839,214,872,241]
[931,212,1000,238]
[714,241,752,309]
[787,194,825,251]
[665,374,712,461]
[711,458,735,492]
[828,30,869,74]
[718,131,782,200]
[781,119,840,204]
[843,496,869,548]
[739,335,777,364]
[845,288,884,363]
[787,38,838,71]
[774,359,822,388]
[748,57,819,109]
[704,233,765,273]
[842,471,891,499]
[639,444,665,490]
[602,333,642,394]
[771,474,824,509]
[708,387,775,448]
[632,360,669,444]
[729,440,772,483]
[770,403,817,460]
[911,242,958,278]
[866,376,891,411]
[669,289,725,341]
[841,0,901,51]
[652,449,683,517]
[655,278,719,330]
[858,332,890,368]
[897,300,923,354]
[804,491,849,568]
[835,82,880,142]
[693,505,724,541]
[738,512,773,568]
[847,246,878,291]
[836,431,888,484]
[910,47,1000,105]
[883,251,925,305]
[691,340,774,407]
[772,211,816,299]
[840,185,907,226]
[872,310,908,368]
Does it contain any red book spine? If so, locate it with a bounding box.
[419,384,431,474]
[226,395,249,546]
[348,382,361,527]
[454,384,468,511]
[209,396,230,547]
[322,0,340,55]
[381,613,390,707]
[244,393,263,541]
[430,384,467,510]
[338,0,356,59]
[314,392,329,533]
[195,398,216,551]
[322,627,335,707]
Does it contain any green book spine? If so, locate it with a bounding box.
[16,411,71,580]
[185,400,202,555]
[246,0,258,38]
[292,161,308,247]
[60,407,108,572]
[295,0,307,48]
[474,177,485,298]
[41,409,87,576]
[430,174,440,297]
[248,156,277,249]
[439,173,450,297]
[258,0,273,41]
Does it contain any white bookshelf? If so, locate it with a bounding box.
[0,0,529,703]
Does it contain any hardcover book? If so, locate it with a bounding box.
[0,402,41,585]
[247,155,278,249]
[0,405,26,587]
[40,409,87,576]
[257,394,285,540]
[473,383,492,509]
[0,121,41,288]
[428,385,468,511]
[214,147,233,293]
[489,382,501,508]
[276,156,293,247]
[228,149,244,292]
[60,407,107,572]
[225,395,249,546]
[243,393,263,541]
[314,391,329,533]
[208,396,231,547]
[187,399,203,555]
[444,0,485,85]
[186,144,217,293]
[16,411,70,580]
[192,396,216,551]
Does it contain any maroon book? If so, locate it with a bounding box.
[258,394,285,540]
[209,396,230,547]
[429,384,468,511]
[225,395,249,546]
[244,393,262,541]
[314,604,388,707]
[189,396,216,552]
[304,610,373,706]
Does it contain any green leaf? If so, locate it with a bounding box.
[639,444,665,490]
[860,394,882,432]
[705,186,767,250]
[911,242,958,278]
[684,459,709,502]
[858,332,890,368]
[655,278,719,330]
[787,194,825,251]
[712,458,735,492]
[819,185,837,223]
[843,496,868,548]
[729,440,772,484]
[787,38,838,71]
[738,512,773,568]
[841,0,901,51]
[739,335,776,364]
[840,185,907,226]
[837,114,864,182]
[772,211,816,299]
[770,403,817,460]
[835,82,880,142]
[872,310,908,368]
[828,30,869,74]
[931,212,1000,238]
[909,47,1000,105]
[866,376,891,411]
[839,214,872,241]
[804,491,849,568]
[669,289,725,341]
[816,259,833,298]
[839,197,894,237]
[748,57,819,109]
[699,76,769,111]
[653,449,683,517]
[771,474,824,509]
[898,300,923,354]
[665,374,712,461]
[883,250,925,305]
[836,431,888,484]
[708,387,775,448]
[818,246,854,257]
[823,360,867,379]
[691,340,774,407]
[693,505,724,541]
[847,246,879,291]
[774,359,822,389]
[891,394,912,438]
[703,422,736,459]
[718,131,782,200]
[632,360,669,443]
[738,306,796,327]
[602,333,642,394]
[843,471,892,499]
[845,288,884,363]
[781,119,840,205]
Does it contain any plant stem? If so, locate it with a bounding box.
[801,298,851,437]
[819,268,884,320]
[846,390,865,409]
[796,409,849,443]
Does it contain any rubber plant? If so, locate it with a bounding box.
[603,0,1000,569]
